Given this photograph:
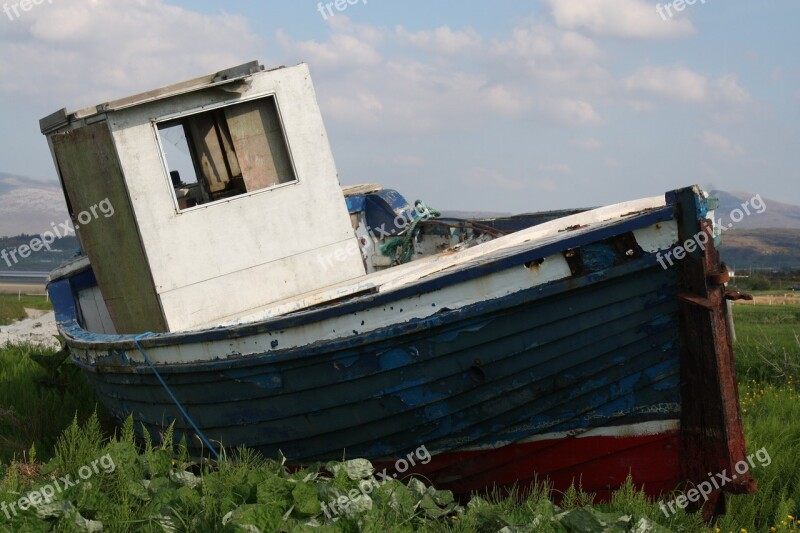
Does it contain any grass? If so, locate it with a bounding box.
[719,379,800,533]
[0,302,798,531]
[0,294,52,326]
[0,416,710,532]
[731,303,800,382]
[0,344,102,465]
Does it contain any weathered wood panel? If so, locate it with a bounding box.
[51,122,167,333]
[224,97,295,191]
[185,114,230,193]
[78,286,117,334]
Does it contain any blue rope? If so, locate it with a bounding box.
[133,333,220,460]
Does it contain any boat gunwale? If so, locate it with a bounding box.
[66,252,670,378]
[79,261,677,385]
[55,205,675,353]
[54,205,675,355]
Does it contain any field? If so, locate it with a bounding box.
[0,294,52,326]
[0,298,798,531]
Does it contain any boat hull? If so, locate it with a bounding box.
[47,187,753,515]
[379,425,681,500]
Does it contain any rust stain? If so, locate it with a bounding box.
[675,218,756,520]
[559,224,588,232]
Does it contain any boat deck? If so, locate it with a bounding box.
[204,195,669,330]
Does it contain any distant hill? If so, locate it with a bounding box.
[440,210,512,219]
[707,190,800,271]
[710,190,800,230]
[0,234,78,272]
[718,228,800,272]
[0,172,68,237]
[1,173,798,271]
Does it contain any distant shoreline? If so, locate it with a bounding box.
[0,283,46,294]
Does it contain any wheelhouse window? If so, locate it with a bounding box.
[157,96,297,211]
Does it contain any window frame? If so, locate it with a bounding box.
[153,93,300,215]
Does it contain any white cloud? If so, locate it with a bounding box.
[624,65,708,103]
[485,23,610,103]
[545,0,695,39]
[276,17,383,71]
[628,100,656,112]
[559,31,602,60]
[395,26,483,55]
[466,168,526,191]
[323,90,386,128]
[490,23,600,61]
[714,75,752,104]
[277,18,609,132]
[547,98,601,125]
[535,178,558,192]
[703,131,744,157]
[540,164,573,174]
[0,0,262,107]
[575,138,603,150]
[388,155,426,167]
[484,85,532,115]
[276,31,381,69]
[491,25,557,58]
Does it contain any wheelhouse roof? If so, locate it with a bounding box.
[39,60,277,134]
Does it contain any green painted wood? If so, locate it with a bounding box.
[51,121,168,333]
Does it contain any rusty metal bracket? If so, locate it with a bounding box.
[669,188,756,521]
[678,292,714,310]
[708,262,731,285]
[725,290,754,302]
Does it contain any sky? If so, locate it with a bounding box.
[0,0,797,213]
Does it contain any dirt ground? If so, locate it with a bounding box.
[0,310,59,349]
[0,283,46,295]
[750,293,800,306]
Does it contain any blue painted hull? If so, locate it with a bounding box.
[80,259,678,454]
[47,187,752,509]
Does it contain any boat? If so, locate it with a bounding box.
[40,61,754,516]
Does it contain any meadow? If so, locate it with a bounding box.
[0,294,798,532]
[0,295,52,326]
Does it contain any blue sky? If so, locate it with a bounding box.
[0,0,797,213]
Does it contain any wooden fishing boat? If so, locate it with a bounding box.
[41,61,753,515]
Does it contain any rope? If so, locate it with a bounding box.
[133,333,220,460]
[380,200,441,265]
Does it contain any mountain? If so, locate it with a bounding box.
[0,172,69,237]
[1,174,798,270]
[710,190,800,230]
[719,228,800,271]
[707,191,800,270]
